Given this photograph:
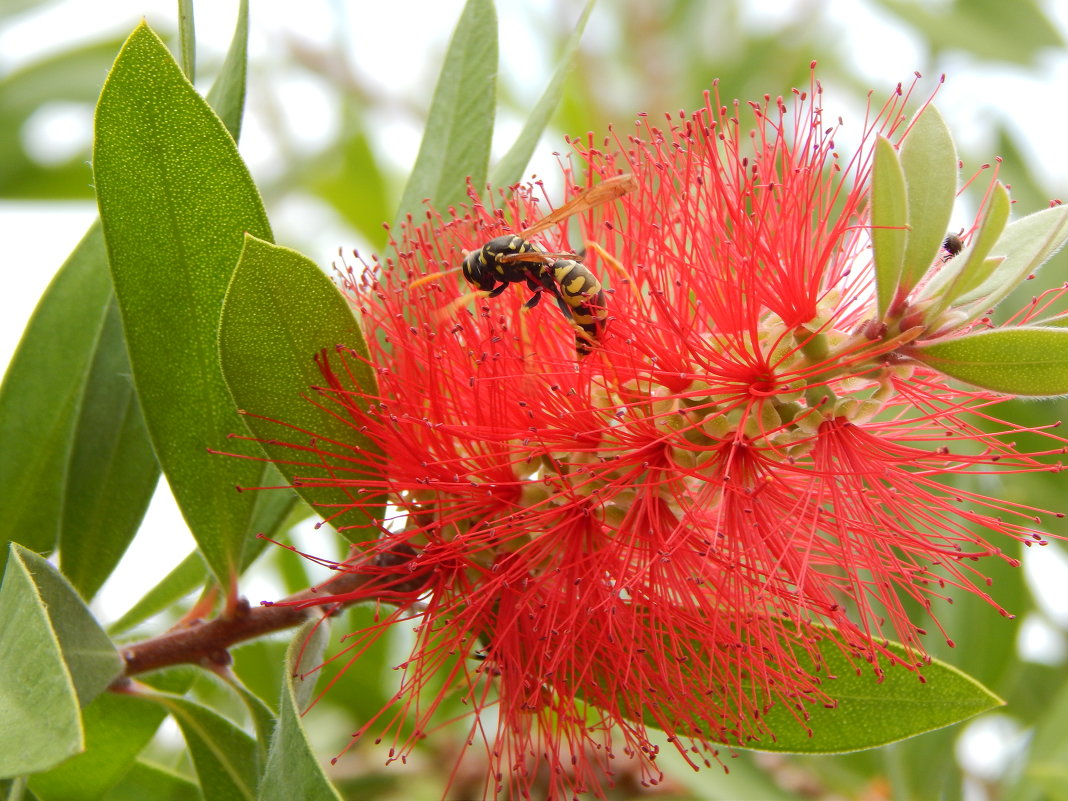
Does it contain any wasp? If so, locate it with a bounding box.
[461,173,637,355]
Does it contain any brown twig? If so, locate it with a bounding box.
[112,570,373,686]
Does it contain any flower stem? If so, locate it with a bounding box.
[111,569,374,686]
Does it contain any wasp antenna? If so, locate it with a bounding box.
[409,266,461,290]
[435,289,491,322]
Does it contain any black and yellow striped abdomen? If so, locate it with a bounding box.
[551,258,606,354]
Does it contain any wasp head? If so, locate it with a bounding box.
[462,247,496,291]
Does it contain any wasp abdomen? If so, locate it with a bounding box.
[552,259,607,354]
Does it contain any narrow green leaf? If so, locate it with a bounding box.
[898,105,958,294]
[29,691,172,801]
[2,7,248,581]
[0,545,83,778]
[0,37,124,200]
[150,693,259,801]
[105,551,207,636]
[205,0,250,141]
[952,256,1003,305]
[489,0,595,188]
[1005,674,1068,801]
[218,236,382,540]
[922,186,1012,324]
[228,677,277,763]
[304,605,394,724]
[245,464,299,544]
[955,203,1068,319]
[929,546,1027,692]
[231,640,289,714]
[395,0,498,222]
[0,224,111,567]
[308,120,392,249]
[258,620,341,801]
[657,746,799,801]
[871,136,908,319]
[16,547,122,706]
[945,182,1012,300]
[1032,312,1068,328]
[0,34,124,113]
[877,0,1061,66]
[0,0,52,20]
[0,778,30,801]
[178,0,196,81]
[920,181,1011,316]
[106,489,295,638]
[59,298,160,600]
[914,327,1068,396]
[732,634,1002,753]
[100,760,201,801]
[94,23,272,584]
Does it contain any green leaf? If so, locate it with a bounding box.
[489,0,595,188]
[395,0,498,222]
[657,746,799,801]
[178,0,196,81]
[0,37,123,200]
[894,561,1029,798]
[0,224,112,568]
[106,489,296,638]
[2,6,251,582]
[1033,313,1068,328]
[0,546,83,777]
[245,465,300,545]
[258,620,341,801]
[876,0,1062,66]
[218,235,382,540]
[1005,674,1068,801]
[204,0,250,141]
[0,545,122,777]
[920,181,1011,318]
[150,693,259,801]
[898,104,957,295]
[0,37,121,114]
[308,119,392,250]
[0,0,57,19]
[914,327,1068,395]
[954,203,1068,319]
[29,691,172,801]
[871,136,908,319]
[933,549,1028,691]
[94,23,272,584]
[303,605,394,725]
[228,678,277,764]
[232,640,289,714]
[100,760,201,801]
[945,182,1012,300]
[59,298,160,600]
[105,551,208,637]
[17,547,122,704]
[0,778,31,801]
[729,632,1002,753]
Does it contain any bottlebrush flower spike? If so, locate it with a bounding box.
[254,68,1068,799]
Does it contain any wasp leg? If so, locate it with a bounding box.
[487,284,509,298]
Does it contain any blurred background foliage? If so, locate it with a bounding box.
[3,1,1068,799]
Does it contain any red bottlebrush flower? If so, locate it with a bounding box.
[261,68,1066,799]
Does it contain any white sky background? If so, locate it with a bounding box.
[3,0,1068,636]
